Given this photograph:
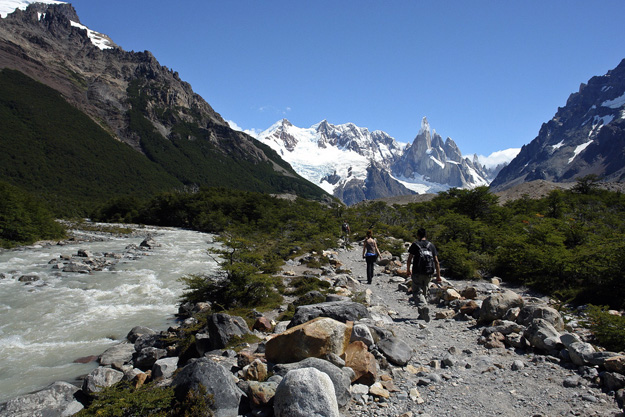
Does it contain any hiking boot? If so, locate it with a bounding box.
[418,306,430,322]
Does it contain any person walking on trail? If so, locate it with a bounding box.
[362,229,381,284]
[406,228,441,322]
[341,220,351,246]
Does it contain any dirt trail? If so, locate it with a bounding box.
[330,244,622,417]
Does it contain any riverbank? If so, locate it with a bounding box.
[2,239,624,416]
[0,223,218,403]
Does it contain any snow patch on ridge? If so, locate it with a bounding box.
[568,141,593,164]
[0,0,65,18]
[602,93,625,109]
[70,21,114,50]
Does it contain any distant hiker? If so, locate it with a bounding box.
[406,228,441,322]
[341,220,351,246]
[362,229,381,284]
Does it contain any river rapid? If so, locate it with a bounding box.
[0,224,219,402]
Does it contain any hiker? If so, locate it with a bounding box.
[341,220,351,246]
[406,228,441,321]
[362,229,381,284]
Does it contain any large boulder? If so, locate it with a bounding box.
[517,305,564,331]
[266,317,352,364]
[82,367,124,393]
[287,301,370,328]
[567,342,596,366]
[479,290,524,324]
[0,381,83,417]
[99,342,136,366]
[272,357,351,407]
[206,313,252,350]
[344,341,377,385]
[273,368,340,417]
[126,326,157,343]
[604,355,625,374]
[523,319,561,352]
[172,358,244,417]
[377,336,414,366]
[133,347,168,371]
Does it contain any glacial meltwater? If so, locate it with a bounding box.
[0,225,219,402]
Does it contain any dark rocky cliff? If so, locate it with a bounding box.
[491,59,625,191]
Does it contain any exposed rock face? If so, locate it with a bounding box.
[392,118,489,190]
[491,58,625,191]
[257,117,491,205]
[333,163,415,205]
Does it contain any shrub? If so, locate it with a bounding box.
[583,305,625,352]
[75,382,177,417]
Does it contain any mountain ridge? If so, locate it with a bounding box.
[254,116,499,205]
[491,58,625,191]
[0,1,330,212]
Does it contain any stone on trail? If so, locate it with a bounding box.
[377,336,414,366]
[517,305,564,331]
[350,323,375,347]
[479,290,524,324]
[287,301,370,328]
[271,357,351,407]
[523,319,561,352]
[344,341,377,385]
[266,317,352,364]
[604,355,625,374]
[273,367,340,417]
[567,341,596,366]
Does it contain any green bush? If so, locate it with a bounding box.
[75,382,186,417]
[583,305,625,352]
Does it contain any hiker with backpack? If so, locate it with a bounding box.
[362,229,381,284]
[341,220,351,246]
[406,228,441,322]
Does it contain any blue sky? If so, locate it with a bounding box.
[69,0,625,157]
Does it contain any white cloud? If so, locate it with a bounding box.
[255,105,291,116]
[477,148,521,169]
[226,120,260,138]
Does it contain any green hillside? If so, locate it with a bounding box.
[0,69,183,215]
[0,69,326,217]
[126,79,326,200]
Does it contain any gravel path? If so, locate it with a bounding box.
[331,244,623,417]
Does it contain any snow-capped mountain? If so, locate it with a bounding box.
[491,58,625,191]
[392,117,490,192]
[256,117,492,205]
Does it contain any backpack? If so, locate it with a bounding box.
[414,241,435,275]
[342,223,349,232]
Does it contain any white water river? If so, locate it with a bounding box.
[0,225,219,402]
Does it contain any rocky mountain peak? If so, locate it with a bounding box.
[491,58,625,191]
[0,1,328,201]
